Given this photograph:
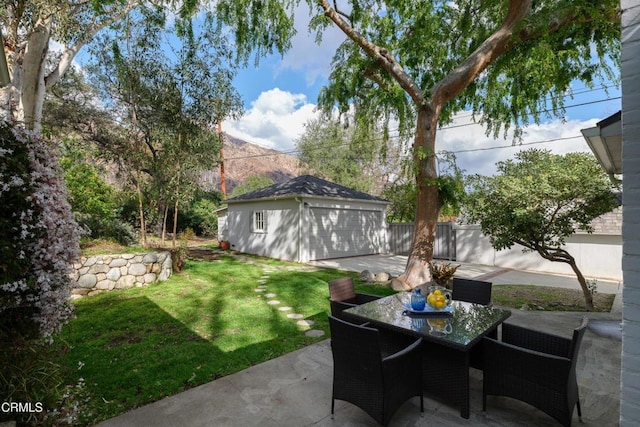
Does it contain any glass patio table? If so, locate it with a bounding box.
[343,291,511,419]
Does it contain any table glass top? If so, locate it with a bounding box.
[343,292,511,349]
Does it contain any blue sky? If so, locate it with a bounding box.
[220,4,622,177]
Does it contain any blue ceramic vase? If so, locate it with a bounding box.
[411,288,426,310]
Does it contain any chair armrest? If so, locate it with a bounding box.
[484,337,572,390]
[383,337,423,363]
[502,322,572,358]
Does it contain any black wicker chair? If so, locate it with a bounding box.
[329,315,423,426]
[483,317,589,427]
[328,277,381,320]
[452,277,493,306]
[452,277,494,369]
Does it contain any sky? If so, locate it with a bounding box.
[220,3,622,177]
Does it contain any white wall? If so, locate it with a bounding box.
[226,199,301,261]
[621,1,640,424]
[455,224,622,281]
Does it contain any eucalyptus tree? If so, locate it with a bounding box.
[0,0,295,132]
[309,0,620,286]
[86,8,243,246]
[464,149,620,311]
[162,15,243,247]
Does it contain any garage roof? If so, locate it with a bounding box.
[226,175,388,203]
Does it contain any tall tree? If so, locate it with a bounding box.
[310,0,619,287]
[1,0,295,132]
[463,149,620,311]
[86,8,243,246]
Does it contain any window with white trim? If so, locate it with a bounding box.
[253,210,267,233]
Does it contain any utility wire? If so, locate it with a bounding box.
[222,93,620,161]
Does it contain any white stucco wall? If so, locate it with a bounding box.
[226,199,301,261]
[621,1,640,424]
[455,224,622,281]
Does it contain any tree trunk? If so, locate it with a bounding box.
[566,257,595,311]
[135,172,147,248]
[19,18,51,132]
[172,199,179,248]
[397,106,443,288]
[162,204,169,245]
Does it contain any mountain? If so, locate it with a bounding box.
[199,133,303,193]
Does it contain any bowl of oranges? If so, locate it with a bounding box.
[426,286,452,311]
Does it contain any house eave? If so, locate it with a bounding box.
[581,111,622,177]
[225,194,389,206]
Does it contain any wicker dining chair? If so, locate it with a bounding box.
[483,317,589,427]
[452,277,493,306]
[328,277,381,320]
[328,315,423,426]
[452,277,494,369]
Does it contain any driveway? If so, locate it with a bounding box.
[308,254,622,295]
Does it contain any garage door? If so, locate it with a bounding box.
[308,207,384,260]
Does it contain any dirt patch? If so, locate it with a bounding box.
[187,247,223,262]
[493,285,615,312]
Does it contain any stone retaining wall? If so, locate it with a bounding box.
[71,252,172,298]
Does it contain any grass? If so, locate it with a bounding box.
[55,255,393,424]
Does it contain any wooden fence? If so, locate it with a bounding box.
[387,222,456,260]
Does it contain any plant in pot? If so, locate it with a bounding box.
[428,261,460,289]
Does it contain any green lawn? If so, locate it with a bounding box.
[55,255,393,424]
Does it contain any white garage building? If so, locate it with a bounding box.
[218,175,389,262]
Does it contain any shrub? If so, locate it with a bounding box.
[1,122,81,423]
[75,212,137,246]
[1,122,80,340]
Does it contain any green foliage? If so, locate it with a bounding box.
[180,199,219,236]
[60,148,117,221]
[382,152,465,222]
[382,180,416,222]
[463,149,620,252]
[59,143,138,245]
[0,339,69,425]
[313,0,620,140]
[296,115,400,194]
[230,175,275,197]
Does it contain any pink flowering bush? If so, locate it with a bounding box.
[1,122,80,341]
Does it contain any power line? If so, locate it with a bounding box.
[222,93,620,162]
[443,135,583,155]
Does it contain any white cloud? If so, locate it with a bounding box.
[437,113,599,176]
[222,88,319,151]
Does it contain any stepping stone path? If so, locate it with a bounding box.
[254,264,325,338]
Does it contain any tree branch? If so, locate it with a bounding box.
[318,0,426,106]
[431,0,532,106]
[431,0,620,107]
[45,0,141,89]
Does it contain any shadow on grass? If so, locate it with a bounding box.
[56,257,395,424]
